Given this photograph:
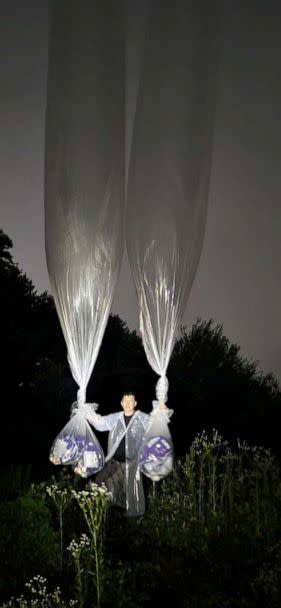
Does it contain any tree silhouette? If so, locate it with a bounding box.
[168,319,281,457]
[0,230,13,262]
[0,230,65,464]
[1,228,280,468]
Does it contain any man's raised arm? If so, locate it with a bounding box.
[74,404,118,432]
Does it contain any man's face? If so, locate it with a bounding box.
[121,394,137,415]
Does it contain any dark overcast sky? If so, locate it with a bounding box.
[1,1,281,381]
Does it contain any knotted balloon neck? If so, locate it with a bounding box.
[77,387,86,406]
[156,375,169,404]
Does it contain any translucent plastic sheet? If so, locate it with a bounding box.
[45,2,124,469]
[76,403,151,515]
[126,1,218,405]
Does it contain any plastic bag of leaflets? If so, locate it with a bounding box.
[49,403,104,478]
[138,401,174,481]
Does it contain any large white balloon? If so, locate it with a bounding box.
[45,1,124,406]
[126,0,218,403]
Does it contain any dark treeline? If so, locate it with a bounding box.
[1,228,280,478]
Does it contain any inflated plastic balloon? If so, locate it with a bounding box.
[126,0,218,405]
[45,1,124,471]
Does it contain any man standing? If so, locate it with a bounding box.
[79,392,155,517]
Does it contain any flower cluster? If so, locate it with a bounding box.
[0,576,77,608]
[72,483,112,545]
[192,429,229,456]
[67,534,91,558]
[46,483,68,498]
[72,482,112,504]
[46,483,72,512]
[71,482,112,607]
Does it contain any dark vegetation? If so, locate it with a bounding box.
[0,228,281,606]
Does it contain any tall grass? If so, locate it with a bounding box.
[143,430,281,554]
[1,431,281,607]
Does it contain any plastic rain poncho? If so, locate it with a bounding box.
[77,404,150,516]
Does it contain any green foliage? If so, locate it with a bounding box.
[0,495,59,601]
[251,541,281,607]
[72,483,112,608]
[169,320,281,455]
[0,465,32,500]
[1,433,281,606]
[141,431,281,555]
[0,575,77,608]
[2,226,281,605]
[0,229,65,461]
[103,558,160,607]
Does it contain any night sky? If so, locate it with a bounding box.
[1,1,281,381]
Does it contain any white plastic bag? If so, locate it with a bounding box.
[126,2,218,408]
[138,403,174,481]
[45,1,124,472]
[50,405,105,478]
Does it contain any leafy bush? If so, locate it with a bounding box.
[0,465,32,500]
[140,431,281,556]
[0,496,59,602]
[1,432,281,607]
[251,541,281,607]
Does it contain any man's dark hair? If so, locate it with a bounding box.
[121,391,136,400]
